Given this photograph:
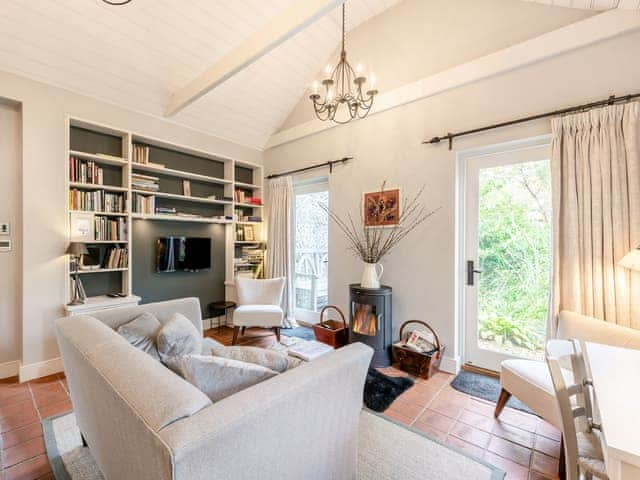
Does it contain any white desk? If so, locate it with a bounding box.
[585,342,640,480]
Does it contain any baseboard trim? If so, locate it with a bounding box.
[0,360,21,380]
[19,357,64,383]
[462,363,500,378]
[439,355,461,375]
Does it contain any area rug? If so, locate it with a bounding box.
[43,411,504,480]
[281,325,315,341]
[450,370,534,415]
[364,368,414,412]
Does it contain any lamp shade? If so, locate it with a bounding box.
[619,246,640,272]
[66,242,89,257]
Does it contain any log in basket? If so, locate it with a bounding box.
[312,305,349,349]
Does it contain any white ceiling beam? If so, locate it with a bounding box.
[265,9,640,149]
[166,0,345,116]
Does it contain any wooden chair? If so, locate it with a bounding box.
[546,339,608,480]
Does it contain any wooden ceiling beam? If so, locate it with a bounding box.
[166,0,345,116]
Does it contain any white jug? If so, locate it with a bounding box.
[361,262,384,289]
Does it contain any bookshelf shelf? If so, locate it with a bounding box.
[69,150,127,167]
[236,221,263,225]
[69,210,129,217]
[75,268,129,275]
[235,181,261,189]
[69,182,128,193]
[77,240,128,244]
[131,163,232,186]
[131,213,232,224]
[234,241,261,244]
[235,202,263,208]
[131,189,232,206]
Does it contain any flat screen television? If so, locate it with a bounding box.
[156,237,211,273]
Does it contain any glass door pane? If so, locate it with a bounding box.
[464,142,551,371]
[294,181,328,323]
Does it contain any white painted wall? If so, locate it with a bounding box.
[0,70,263,380]
[265,26,640,371]
[0,100,22,377]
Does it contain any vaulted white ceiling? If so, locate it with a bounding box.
[0,0,400,149]
[524,0,640,9]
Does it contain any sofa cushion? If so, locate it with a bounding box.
[209,345,290,373]
[116,312,162,360]
[158,313,202,373]
[180,355,278,402]
[201,337,226,355]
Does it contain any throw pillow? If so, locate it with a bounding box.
[157,313,202,373]
[116,312,162,360]
[209,345,289,373]
[180,355,278,402]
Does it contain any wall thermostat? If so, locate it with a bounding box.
[0,240,11,252]
[0,223,9,235]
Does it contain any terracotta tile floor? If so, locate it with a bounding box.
[0,327,562,480]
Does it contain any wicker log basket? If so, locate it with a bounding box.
[312,305,349,349]
[392,320,444,379]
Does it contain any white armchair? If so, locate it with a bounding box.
[232,277,285,345]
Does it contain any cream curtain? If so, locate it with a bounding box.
[550,102,640,335]
[266,176,298,328]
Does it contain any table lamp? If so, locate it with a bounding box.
[619,245,640,272]
[66,242,89,305]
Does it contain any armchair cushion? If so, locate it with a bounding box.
[500,358,573,429]
[236,277,285,306]
[233,305,283,328]
[209,345,290,373]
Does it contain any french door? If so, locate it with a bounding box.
[293,179,329,324]
[463,139,551,371]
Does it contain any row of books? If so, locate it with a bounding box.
[234,245,264,279]
[94,216,127,241]
[132,144,150,164]
[103,247,128,269]
[132,193,156,214]
[234,190,262,205]
[132,173,159,192]
[69,189,125,213]
[69,156,105,184]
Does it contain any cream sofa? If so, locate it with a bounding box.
[496,310,640,428]
[55,298,373,480]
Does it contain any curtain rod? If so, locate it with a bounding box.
[266,157,353,179]
[424,93,640,150]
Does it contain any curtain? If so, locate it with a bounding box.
[266,176,298,328]
[549,102,640,336]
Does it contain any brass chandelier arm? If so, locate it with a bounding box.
[308,2,378,124]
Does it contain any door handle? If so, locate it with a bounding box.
[466,260,483,286]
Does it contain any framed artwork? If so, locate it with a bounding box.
[243,225,255,241]
[70,212,94,241]
[363,188,401,227]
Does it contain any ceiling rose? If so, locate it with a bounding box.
[309,2,378,124]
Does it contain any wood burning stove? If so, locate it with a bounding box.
[349,284,392,367]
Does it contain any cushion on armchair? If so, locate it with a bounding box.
[233,305,283,327]
[158,313,202,373]
[116,312,162,360]
[209,345,290,373]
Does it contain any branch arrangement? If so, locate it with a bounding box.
[322,182,440,263]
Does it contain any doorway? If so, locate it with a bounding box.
[293,178,329,324]
[461,138,551,371]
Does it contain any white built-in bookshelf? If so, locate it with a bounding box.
[64,116,265,311]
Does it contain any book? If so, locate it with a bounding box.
[287,340,333,361]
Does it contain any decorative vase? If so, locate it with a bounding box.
[361,262,384,289]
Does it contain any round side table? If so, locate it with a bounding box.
[207,301,236,328]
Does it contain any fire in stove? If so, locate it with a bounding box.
[352,304,377,336]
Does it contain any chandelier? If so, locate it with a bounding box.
[309,3,378,124]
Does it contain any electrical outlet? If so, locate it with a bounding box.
[0,239,11,252]
[0,223,9,235]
